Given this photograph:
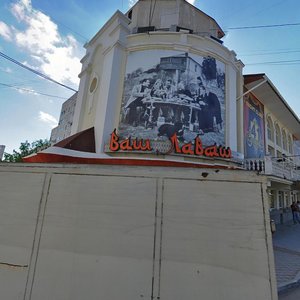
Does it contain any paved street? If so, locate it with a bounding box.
[279,286,300,300]
[272,220,300,299]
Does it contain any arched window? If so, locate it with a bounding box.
[275,124,281,147]
[288,135,293,154]
[267,116,274,141]
[282,130,287,151]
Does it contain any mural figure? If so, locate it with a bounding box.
[198,84,222,133]
[119,50,226,146]
[244,94,265,158]
[124,79,151,126]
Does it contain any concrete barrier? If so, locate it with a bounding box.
[0,163,278,300]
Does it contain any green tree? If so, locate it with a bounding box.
[3,139,51,162]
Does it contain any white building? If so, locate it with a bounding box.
[0,145,5,160]
[243,74,300,223]
[71,0,243,156]
[49,0,300,224]
[50,92,77,144]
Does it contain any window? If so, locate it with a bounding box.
[268,145,275,156]
[285,192,291,207]
[89,76,98,94]
[269,190,275,209]
[275,124,281,147]
[267,117,274,141]
[278,191,284,208]
[282,130,287,150]
[288,136,293,154]
[161,58,170,63]
[128,10,132,20]
[172,58,183,64]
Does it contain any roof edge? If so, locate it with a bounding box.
[87,10,131,46]
[244,73,300,125]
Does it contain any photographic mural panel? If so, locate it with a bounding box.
[244,93,265,158]
[118,50,226,147]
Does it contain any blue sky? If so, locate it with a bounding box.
[0,0,299,154]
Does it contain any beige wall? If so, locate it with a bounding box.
[128,0,223,38]
[0,171,45,299]
[0,163,277,300]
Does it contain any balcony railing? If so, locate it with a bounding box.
[244,156,300,181]
[244,159,265,172]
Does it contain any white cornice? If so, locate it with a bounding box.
[87,10,130,46]
[126,32,241,69]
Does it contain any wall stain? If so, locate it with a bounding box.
[0,262,28,270]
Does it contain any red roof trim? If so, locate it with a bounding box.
[22,153,241,170]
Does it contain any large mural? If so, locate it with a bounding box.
[244,93,265,158]
[118,50,226,147]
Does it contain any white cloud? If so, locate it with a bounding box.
[0,21,13,41]
[187,0,196,4]
[7,0,82,86]
[0,66,13,73]
[11,0,31,21]
[21,0,31,8]
[16,86,38,96]
[38,111,58,128]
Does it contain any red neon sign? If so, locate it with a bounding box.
[170,134,231,158]
[109,129,231,159]
[110,129,152,152]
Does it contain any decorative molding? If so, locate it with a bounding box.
[78,63,92,78]
[102,40,127,57]
[88,10,130,46]
[126,33,240,68]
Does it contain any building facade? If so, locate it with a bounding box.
[70,0,244,158]
[244,74,300,224]
[50,92,77,144]
[0,145,5,160]
[49,0,300,224]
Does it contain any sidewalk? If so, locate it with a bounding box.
[272,220,300,292]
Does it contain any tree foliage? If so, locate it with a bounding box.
[2,139,51,162]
